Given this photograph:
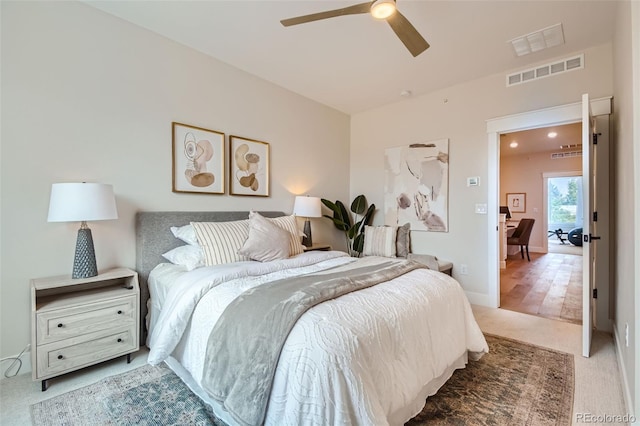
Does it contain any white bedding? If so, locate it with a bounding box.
[147,251,488,425]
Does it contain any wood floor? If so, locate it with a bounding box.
[500,252,582,324]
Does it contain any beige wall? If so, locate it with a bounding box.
[500,151,582,251]
[350,42,613,302]
[0,2,350,358]
[612,0,639,414]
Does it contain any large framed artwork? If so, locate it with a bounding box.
[172,122,225,194]
[506,192,526,213]
[229,135,270,197]
[384,139,449,232]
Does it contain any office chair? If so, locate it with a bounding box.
[507,218,536,261]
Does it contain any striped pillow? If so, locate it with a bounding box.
[267,215,305,256]
[363,225,397,258]
[191,220,250,266]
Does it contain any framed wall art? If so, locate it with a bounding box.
[229,135,270,197]
[506,192,526,213]
[172,122,225,194]
[384,139,449,232]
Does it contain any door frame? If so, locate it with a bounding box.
[486,97,611,309]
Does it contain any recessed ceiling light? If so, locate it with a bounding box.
[548,131,558,138]
[510,141,518,148]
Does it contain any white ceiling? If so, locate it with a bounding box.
[86,0,618,114]
[500,122,582,157]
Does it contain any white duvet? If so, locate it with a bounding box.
[147,251,488,426]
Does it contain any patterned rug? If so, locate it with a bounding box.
[407,334,574,425]
[31,334,573,426]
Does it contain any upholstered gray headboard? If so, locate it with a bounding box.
[135,211,285,344]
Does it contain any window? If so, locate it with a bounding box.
[548,176,583,231]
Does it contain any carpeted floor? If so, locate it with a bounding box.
[31,334,574,426]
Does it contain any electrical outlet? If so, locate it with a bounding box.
[625,323,629,347]
[460,264,469,274]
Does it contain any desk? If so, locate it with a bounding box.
[506,220,521,256]
[499,214,507,269]
[499,216,520,269]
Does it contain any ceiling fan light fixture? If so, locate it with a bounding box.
[370,0,396,20]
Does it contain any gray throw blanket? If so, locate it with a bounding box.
[201,259,426,426]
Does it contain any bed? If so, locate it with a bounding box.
[135,211,488,426]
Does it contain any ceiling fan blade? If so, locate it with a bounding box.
[386,10,430,57]
[280,2,372,27]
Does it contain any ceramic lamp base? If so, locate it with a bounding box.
[302,219,313,247]
[73,227,98,279]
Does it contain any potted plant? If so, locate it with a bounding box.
[321,195,375,257]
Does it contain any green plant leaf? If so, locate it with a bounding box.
[350,195,367,215]
[347,223,359,239]
[336,201,352,228]
[364,204,376,224]
[326,216,349,231]
[321,198,338,212]
[353,233,365,255]
[322,199,349,231]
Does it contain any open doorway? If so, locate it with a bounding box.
[498,123,583,324]
[487,96,612,356]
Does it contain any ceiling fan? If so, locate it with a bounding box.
[280,0,429,57]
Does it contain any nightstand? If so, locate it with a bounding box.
[31,267,140,391]
[303,244,332,252]
[408,254,453,276]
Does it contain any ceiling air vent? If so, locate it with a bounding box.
[506,54,584,87]
[551,151,582,159]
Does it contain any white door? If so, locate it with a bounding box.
[582,93,597,358]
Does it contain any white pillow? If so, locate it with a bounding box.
[238,212,291,262]
[363,225,397,258]
[170,224,199,246]
[267,214,305,256]
[191,220,251,266]
[162,245,204,271]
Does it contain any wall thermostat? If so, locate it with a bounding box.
[467,177,480,186]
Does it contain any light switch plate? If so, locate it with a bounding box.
[475,203,487,214]
[467,177,480,186]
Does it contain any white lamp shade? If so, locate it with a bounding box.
[293,196,322,218]
[48,183,118,222]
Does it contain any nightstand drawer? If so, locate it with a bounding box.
[36,296,136,345]
[36,327,136,378]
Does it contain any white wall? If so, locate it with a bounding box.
[0,1,350,359]
[350,43,613,302]
[612,0,639,414]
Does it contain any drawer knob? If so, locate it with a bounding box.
[117,338,123,343]
[57,323,63,328]
[57,355,63,360]
[117,310,123,315]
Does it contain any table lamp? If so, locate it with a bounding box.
[47,183,118,279]
[293,196,322,247]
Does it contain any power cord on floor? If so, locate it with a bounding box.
[2,344,29,378]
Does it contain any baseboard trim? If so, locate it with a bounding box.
[465,291,492,307]
[0,350,31,380]
[613,324,635,418]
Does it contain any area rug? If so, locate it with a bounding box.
[407,334,574,425]
[30,364,224,426]
[31,334,574,426]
